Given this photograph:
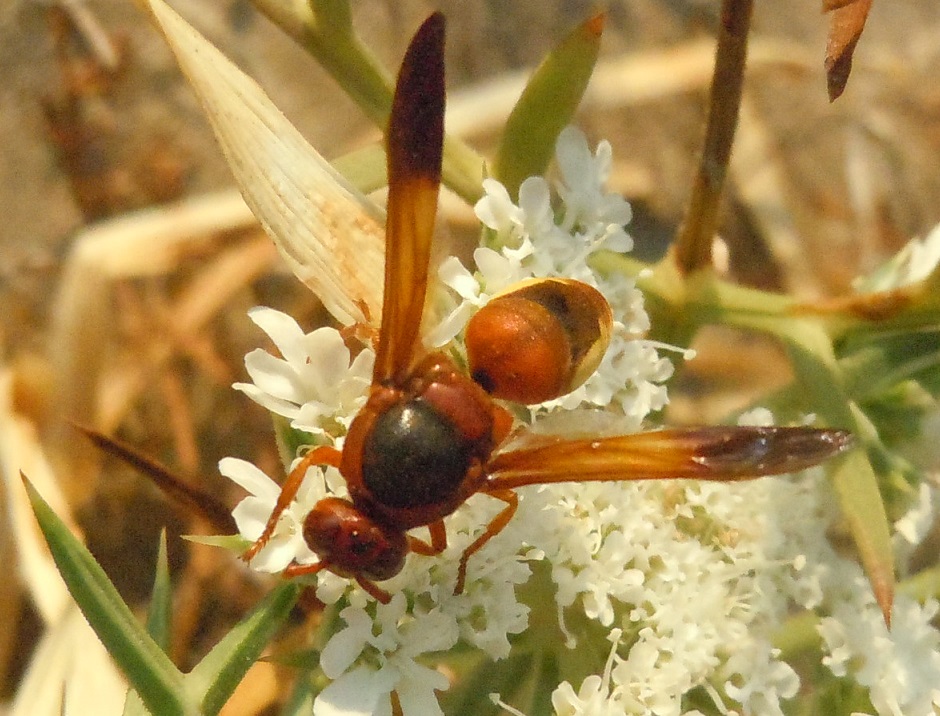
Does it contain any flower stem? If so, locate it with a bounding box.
[673,0,753,274]
[249,0,485,202]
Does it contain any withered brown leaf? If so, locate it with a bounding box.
[824,0,873,101]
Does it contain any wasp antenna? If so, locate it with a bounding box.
[73,423,236,534]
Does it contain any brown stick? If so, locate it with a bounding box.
[673,0,753,274]
[74,423,237,534]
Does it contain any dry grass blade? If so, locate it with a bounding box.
[96,232,277,434]
[11,605,126,716]
[0,370,127,716]
[0,369,74,624]
[75,424,236,535]
[47,191,261,505]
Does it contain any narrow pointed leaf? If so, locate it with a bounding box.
[23,477,192,716]
[830,447,895,625]
[782,324,895,625]
[146,531,173,653]
[186,581,301,715]
[494,13,605,197]
[123,532,175,716]
[143,0,385,325]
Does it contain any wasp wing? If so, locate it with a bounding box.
[373,13,446,384]
[484,426,852,491]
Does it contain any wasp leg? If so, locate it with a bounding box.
[241,445,342,563]
[283,560,393,604]
[407,519,447,556]
[282,561,327,578]
[354,576,393,604]
[454,489,518,595]
[340,298,379,350]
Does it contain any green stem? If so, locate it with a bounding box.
[249,0,485,202]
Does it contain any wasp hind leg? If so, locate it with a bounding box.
[454,490,518,595]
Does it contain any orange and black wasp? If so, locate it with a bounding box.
[80,13,851,606]
[233,13,852,604]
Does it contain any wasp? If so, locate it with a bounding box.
[237,13,852,604]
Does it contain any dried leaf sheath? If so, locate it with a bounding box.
[144,0,385,325]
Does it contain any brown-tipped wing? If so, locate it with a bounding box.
[484,426,853,491]
[374,13,446,384]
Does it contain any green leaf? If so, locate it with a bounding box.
[147,531,174,652]
[183,533,249,551]
[782,324,896,625]
[494,13,605,197]
[23,477,193,716]
[186,581,302,715]
[279,673,317,716]
[124,532,174,716]
[830,446,896,623]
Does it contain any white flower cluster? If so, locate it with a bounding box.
[544,470,940,716]
[220,129,940,716]
[234,306,374,438]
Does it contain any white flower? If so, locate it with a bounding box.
[893,482,936,571]
[156,0,940,705]
[535,330,673,423]
[475,176,558,254]
[220,456,323,572]
[551,630,624,716]
[425,247,528,347]
[233,307,374,438]
[555,126,633,237]
[819,588,940,716]
[314,594,457,716]
[214,119,930,716]
[431,128,671,421]
[724,642,800,716]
